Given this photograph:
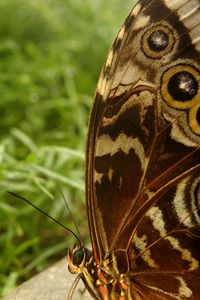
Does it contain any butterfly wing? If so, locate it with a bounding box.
[86,0,200,298]
[86,0,150,261]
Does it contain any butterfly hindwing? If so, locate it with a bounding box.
[70,0,200,299]
[87,0,200,250]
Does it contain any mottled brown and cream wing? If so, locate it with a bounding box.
[85,0,200,299]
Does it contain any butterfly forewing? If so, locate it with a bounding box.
[81,0,200,299]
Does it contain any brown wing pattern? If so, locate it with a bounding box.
[86,0,200,298]
[86,0,149,261]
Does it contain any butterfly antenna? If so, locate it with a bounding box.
[59,189,82,241]
[7,191,82,246]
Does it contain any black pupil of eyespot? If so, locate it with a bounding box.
[147,30,169,52]
[168,71,198,102]
[72,249,84,266]
[197,107,200,125]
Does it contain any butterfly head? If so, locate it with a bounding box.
[68,243,92,274]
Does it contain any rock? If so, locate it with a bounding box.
[2,258,91,300]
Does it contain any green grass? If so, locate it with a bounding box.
[0,0,132,297]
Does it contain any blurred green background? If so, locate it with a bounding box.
[0,0,132,297]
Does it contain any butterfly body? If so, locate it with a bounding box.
[68,0,200,299]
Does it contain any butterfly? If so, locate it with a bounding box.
[68,0,200,299]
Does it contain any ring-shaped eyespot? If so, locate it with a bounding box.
[189,103,200,135]
[194,181,200,215]
[141,24,175,59]
[161,64,200,109]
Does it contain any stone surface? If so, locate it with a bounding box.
[3,258,92,300]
